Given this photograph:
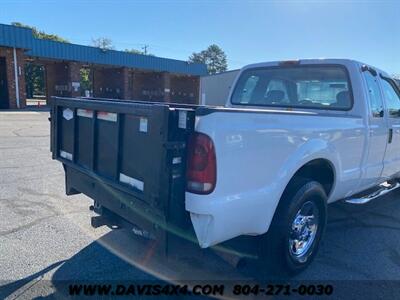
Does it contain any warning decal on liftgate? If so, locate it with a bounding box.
[119,173,144,192]
[62,108,74,121]
[172,157,182,164]
[97,112,117,122]
[178,110,187,129]
[77,109,93,118]
[139,117,148,133]
[60,150,73,161]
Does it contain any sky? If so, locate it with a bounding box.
[1,0,399,74]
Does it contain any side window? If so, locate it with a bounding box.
[380,78,400,118]
[364,72,384,117]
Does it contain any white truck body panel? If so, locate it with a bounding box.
[199,70,240,106]
[185,59,400,248]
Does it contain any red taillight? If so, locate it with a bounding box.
[186,132,216,194]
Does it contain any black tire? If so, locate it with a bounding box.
[257,178,327,279]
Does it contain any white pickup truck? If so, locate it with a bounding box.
[52,59,400,277]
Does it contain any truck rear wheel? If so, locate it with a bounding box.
[258,179,327,278]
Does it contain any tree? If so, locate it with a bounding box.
[80,68,92,96]
[125,47,154,56]
[188,44,228,74]
[25,63,45,98]
[11,22,69,43]
[125,48,143,54]
[92,37,114,51]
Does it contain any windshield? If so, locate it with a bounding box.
[231,65,353,110]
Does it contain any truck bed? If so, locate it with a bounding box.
[50,96,198,255]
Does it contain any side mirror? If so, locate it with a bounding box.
[361,65,377,77]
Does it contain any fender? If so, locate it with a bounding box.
[257,138,340,234]
[277,139,340,200]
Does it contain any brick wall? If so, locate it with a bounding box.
[121,67,132,100]
[0,46,200,109]
[68,62,82,98]
[170,74,199,104]
[130,71,199,103]
[0,47,26,108]
[131,71,164,101]
[0,46,200,108]
[45,62,70,104]
[163,72,171,102]
[44,61,85,103]
[93,67,127,99]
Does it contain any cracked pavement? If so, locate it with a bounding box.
[1,111,400,299]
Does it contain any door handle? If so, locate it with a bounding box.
[388,128,393,144]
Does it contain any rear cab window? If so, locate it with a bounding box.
[231,65,353,110]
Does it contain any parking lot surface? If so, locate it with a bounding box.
[1,111,400,299]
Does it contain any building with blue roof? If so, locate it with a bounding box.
[0,23,207,109]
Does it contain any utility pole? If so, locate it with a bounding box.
[142,45,149,55]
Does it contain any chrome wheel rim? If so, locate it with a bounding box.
[288,201,319,263]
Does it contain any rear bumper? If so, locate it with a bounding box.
[185,189,278,248]
[65,165,262,259]
[65,165,194,256]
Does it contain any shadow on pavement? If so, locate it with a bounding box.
[3,190,400,299]
[1,227,242,299]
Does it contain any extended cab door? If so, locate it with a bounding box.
[361,69,388,188]
[379,76,400,178]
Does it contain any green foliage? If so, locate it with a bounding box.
[11,22,69,43]
[91,37,114,50]
[25,63,45,98]
[80,68,92,94]
[188,44,228,74]
[124,48,154,56]
[125,48,144,54]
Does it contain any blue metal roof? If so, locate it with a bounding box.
[0,24,34,49]
[0,24,207,76]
